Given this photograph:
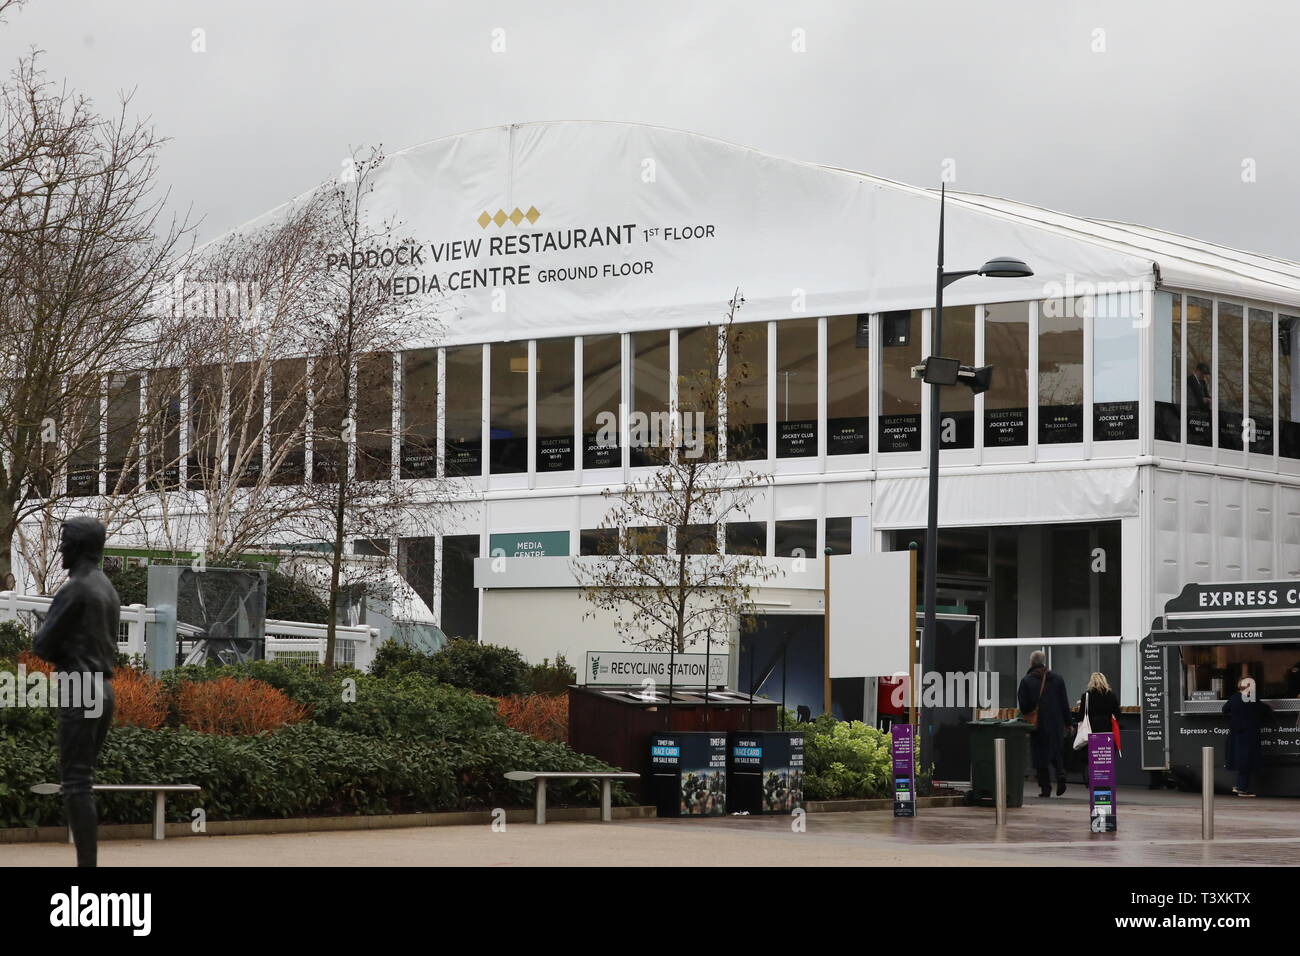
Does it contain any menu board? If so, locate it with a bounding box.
[1140,634,1170,770]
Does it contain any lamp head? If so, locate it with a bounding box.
[977,257,1033,278]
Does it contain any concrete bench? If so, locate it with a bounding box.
[504,771,640,824]
[31,782,202,841]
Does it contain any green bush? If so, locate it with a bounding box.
[526,655,576,695]
[802,714,894,801]
[371,638,528,697]
[0,620,29,659]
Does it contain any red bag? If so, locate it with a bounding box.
[1111,715,1122,758]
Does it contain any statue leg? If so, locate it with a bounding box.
[58,683,115,868]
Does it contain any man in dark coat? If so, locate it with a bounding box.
[32,517,120,867]
[1017,650,1072,797]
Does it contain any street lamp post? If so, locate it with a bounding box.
[920,184,1032,732]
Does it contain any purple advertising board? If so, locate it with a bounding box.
[1087,732,1117,832]
[892,723,916,817]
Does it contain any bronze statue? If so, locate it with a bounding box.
[32,517,120,867]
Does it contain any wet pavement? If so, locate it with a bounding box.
[2,787,1296,866]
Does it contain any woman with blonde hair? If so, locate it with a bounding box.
[1073,673,1120,783]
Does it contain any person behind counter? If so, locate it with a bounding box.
[1018,650,1073,797]
[1222,677,1278,797]
[1073,672,1121,785]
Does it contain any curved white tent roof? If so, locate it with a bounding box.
[229,121,1300,346]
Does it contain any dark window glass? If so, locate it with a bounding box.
[624,525,667,554]
[1038,297,1085,444]
[984,302,1030,447]
[583,334,621,469]
[727,322,767,460]
[1093,291,1141,441]
[397,536,437,616]
[1186,296,1213,446]
[536,338,575,472]
[227,363,263,488]
[105,373,141,494]
[1248,308,1273,455]
[400,349,438,479]
[630,330,670,467]
[776,317,818,458]
[1281,314,1300,459]
[775,519,816,558]
[357,352,393,480]
[489,342,528,474]
[726,521,766,556]
[825,517,852,556]
[445,346,482,477]
[676,523,717,555]
[1154,293,1182,442]
[938,305,975,449]
[827,314,869,455]
[678,326,718,462]
[580,528,619,556]
[146,368,181,491]
[354,538,390,556]
[312,358,346,484]
[187,365,222,490]
[879,310,922,452]
[440,534,479,640]
[1218,302,1244,450]
[269,358,307,485]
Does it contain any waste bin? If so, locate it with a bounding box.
[966,719,1033,808]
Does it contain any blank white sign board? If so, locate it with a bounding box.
[827,551,914,678]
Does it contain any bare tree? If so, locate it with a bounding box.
[576,291,774,657]
[0,55,187,588]
[292,147,448,668]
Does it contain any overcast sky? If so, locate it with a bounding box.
[2,0,1296,256]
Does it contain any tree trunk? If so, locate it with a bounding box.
[0,494,15,593]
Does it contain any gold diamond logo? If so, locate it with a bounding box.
[525,206,540,224]
[492,209,508,227]
[477,211,491,228]
[509,207,524,225]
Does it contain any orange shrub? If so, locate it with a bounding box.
[17,649,51,675]
[497,693,568,743]
[177,676,309,735]
[111,666,168,729]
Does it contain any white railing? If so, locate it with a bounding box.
[0,592,380,671]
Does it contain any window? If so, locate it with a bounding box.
[146,368,181,491]
[105,373,141,493]
[1038,297,1085,444]
[825,517,852,556]
[489,342,528,474]
[580,528,619,555]
[983,302,1029,447]
[227,363,263,488]
[1248,308,1274,455]
[445,346,483,477]
[1186,296,1213,446]
[1092,292,1140,440]
[1281,313,1300,459]
[440,535,479,640]
[879,310,922,452]
[187,365,222,489]
[582,334,621,469]
[676,523,718,555]
[269,358,306,485]
[677,326,718,462]
[624,525,667,554]
[397,536,437,618]
[630,330,671,467]
[1218,302,1244,450]
[727,322,767,460]
[1154,292,1181,442]
[400,349,437,479]
[312,359,346,483]
[1180,642,1300,703]
[827,315,869,455]
[726,521,766,556]
[938,305,975,449]
[356,353,392,480]
[775,317,818,457]
[536,338,575,472]
[775,519,816,558]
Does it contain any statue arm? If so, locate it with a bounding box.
[32,585,81,664]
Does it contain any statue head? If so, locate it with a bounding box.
[60,516,107,570]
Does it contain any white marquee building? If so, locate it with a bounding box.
[58,121,1300,724]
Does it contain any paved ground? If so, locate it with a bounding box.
[4,788,1297,866]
